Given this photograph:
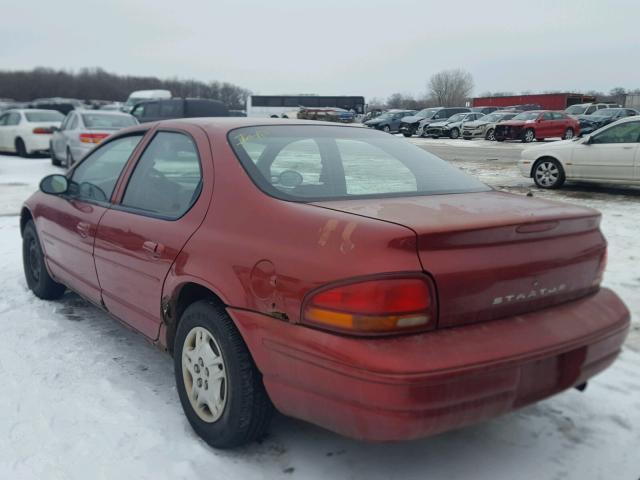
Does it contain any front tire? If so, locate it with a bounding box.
[523,128,535,143]
[382,125,391,133]
[50,143,61,166]
[533,158,566,189]
[450,127,460,139]
[174,300,273,449]
[66,148,74,168]
[22,220,66,299]
[485,128,495,141]
[402,132,412,137]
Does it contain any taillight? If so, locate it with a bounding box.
[593,249,607,286]
[301,276,436,335]
[79,133,109,144]
[32,127,53,134]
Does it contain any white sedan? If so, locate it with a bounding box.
[518,116,640,188]
[0,109,65,157]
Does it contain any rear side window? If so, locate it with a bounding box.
[229,125,489,201]
[121,132,202,218]
[24,111,64,122]
[82,114,136,128]
[70,134,144,203]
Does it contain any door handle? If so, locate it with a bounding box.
[142,240,165,258]
[76,222,90,238]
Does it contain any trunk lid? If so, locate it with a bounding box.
[314,191,605,328]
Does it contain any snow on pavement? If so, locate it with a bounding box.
[0,154,639,480]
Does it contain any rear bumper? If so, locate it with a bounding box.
[26,134,52,153]
[228,288,629,441]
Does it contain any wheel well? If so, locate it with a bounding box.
[166,282,226,354]
[20,207,33,236]
[531,156,560,178]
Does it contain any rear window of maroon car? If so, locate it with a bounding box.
[228,125,489,201]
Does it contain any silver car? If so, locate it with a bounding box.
[50,110,138,167]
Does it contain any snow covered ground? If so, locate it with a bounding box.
[0,151,639,480]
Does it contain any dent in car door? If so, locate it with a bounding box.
[93,126,212,339]
[36,134,145,303]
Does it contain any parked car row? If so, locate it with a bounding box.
[519,116,640,189]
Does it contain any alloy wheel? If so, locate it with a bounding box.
[182,326,228,423]
[534,161,560,187]
[524,129,535,143]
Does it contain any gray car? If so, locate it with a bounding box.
[50,110,137,167]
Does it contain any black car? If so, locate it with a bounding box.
[363,109,415,133]
[580,108,639,134]
[131,98,229,123]
[399,107,470,137]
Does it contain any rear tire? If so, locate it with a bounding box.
[563,128,575,140]
[174,300,273,449]
[15,138,28,157]
[532,158,566,189]
[485,128,495,141]
[402,132,412,137]
[22,220,66,300]
[382,125,391,133]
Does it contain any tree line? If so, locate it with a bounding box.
[371,69,640,111]
[0,67,251,109]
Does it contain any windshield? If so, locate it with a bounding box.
[512,111,540,121]
[565,105,587,115]
[126,97,148,106]
[228,125,489,201]
[479,113,500,122]
[415,108,439,119]
[82,113,137,129]
[25,111,64,122]
[446,113,465,123]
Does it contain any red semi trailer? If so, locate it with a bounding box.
[473,93,596,110]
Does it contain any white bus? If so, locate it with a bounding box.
[247,95,366,118]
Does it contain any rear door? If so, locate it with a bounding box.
[537,112,554,137]
[0,113,8,149]
[93,125,212,339]
[573,120,640,180]
[36,133,145,303]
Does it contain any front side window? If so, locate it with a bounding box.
[121,132,202,218]
[70,134,144,203]
[592,122,640,144]
[229,125,489,201]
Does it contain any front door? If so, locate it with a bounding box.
[93,126,212,339]
[37,133,145,303]
[572,120,640,181]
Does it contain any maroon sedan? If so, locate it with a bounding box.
[21,119,629,448]
[495,110,580,142]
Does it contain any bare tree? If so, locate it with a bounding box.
[428,69,474,106]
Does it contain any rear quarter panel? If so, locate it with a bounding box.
[161,127,423,346]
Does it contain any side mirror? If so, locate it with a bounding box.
[584,135,593,145]
[40,174,69,195]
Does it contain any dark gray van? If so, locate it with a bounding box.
[131,98,228,123]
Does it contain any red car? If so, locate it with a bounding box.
[494,110,580,142]
[22,119,629,448]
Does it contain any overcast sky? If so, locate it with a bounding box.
[1,0,639,100]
